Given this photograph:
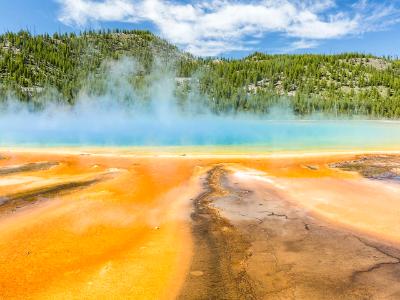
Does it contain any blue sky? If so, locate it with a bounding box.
[1,0,400,57]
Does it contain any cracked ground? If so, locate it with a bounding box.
[180,164,400,299]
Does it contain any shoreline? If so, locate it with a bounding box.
[2,145,400,159]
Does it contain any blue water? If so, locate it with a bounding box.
[2,114,400,150]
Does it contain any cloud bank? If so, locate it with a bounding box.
[56,0,400,56]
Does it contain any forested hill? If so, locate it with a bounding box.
[0,30,186,102]
[1,30,400,118]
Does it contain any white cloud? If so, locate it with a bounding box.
[353,0,400,32]
[290,39,319,51]
[56,0,400,56]
[57,0,137,26]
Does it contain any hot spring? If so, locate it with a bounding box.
[1,110,400,151]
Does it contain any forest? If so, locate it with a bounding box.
[1,30,399,118]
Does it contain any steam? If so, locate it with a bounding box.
[1,57,400,150]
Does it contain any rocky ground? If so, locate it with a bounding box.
[330,154,400,182]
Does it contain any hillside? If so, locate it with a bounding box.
[195,53,400,117]
[1,30,400,118]
[0,30,186,102]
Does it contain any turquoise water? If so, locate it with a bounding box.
[2,115,400,150]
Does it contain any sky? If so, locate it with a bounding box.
[1,0,400,57]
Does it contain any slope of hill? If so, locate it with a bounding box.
[0,30,186,102]
[192,53,400,117]
[1,30,399,118]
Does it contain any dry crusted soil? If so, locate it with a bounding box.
[179,164,400,300]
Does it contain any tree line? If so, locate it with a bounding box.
[0,30,399,118]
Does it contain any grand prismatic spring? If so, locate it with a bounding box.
[2,0,400,296]
[1,118,400,299]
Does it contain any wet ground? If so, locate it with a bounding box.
[0,150,399,299]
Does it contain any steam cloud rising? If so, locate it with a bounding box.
[1,57,400,151]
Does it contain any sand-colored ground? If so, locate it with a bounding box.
[230,155,400,246]
[187,165,400,298]
[0,148,400,299]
